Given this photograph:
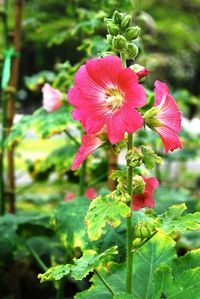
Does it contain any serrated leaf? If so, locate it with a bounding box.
[85,196,131,240]
[38,246,117,282]
[141,145,163,170]
[38,264,71,282]
[76,233,176,299]
[158,204,200,234]
[71,246,118,280]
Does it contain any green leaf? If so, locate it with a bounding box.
[85,195,131,240]
[76,233,176,299]
[141,145,163,170]
[38,264,71,282]
[114,293,136,299]
[6,105,74,148]
[71,246,118,280]
[38,246,117,282]
[158,204,200,234]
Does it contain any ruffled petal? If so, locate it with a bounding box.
[106,108,143,144]
[155,126,182,153]
[72,134,104,170]
[86,55,123,89]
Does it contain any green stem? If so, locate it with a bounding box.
[94,269,115,296]
[79,159,87,196]
[56,278,65,299]
[25,243,48,272]
[133,231,157,253]
[64,129,80,147]
[126,133,134,294]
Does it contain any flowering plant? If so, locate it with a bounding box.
[36,11,200,299]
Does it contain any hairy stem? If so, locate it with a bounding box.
[126,133,134,293]
[94,269,115,296]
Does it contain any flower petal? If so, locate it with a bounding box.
[155,126,182,153]
[154,80,170,105]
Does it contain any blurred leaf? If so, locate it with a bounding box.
[85,195,131,240]
[141,145,163,170]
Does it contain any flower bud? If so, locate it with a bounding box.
[120,15,131,29]
[126,147,143,168]
[113,11,123,25]
[132,238,142,248]
[130,64,150,79]
[134,223,151,239]
[106,34,113,45]
[124,26,141,40]
[132,175,146,195]
[125,43,138,59]
[107,23,120,35]
[112,35,128,51]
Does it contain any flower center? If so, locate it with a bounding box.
[105,88,123,111]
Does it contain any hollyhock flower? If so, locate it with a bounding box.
[132,176,159,211]
[68,55,146,144]
[130,64,150,79]
[144,80,182,153]
[42,83,63,112]
[72,133,104,170]
[64,192,75,201]
[84,188,97,200]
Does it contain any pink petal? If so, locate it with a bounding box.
[118,68,138,90]
[84,188,97,200]
[107,108,143,144]
[157,94,182,133]
[42,83,63,112]
[155,126,182,153]
[142,176,159,193]
[136,67,150,79]
[72,134,104,170]
[64,192,75,201]
[154,80,170,105]
[86,55,123,89]
[124,84,146,108]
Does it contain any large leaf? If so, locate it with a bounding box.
[6,105,74,148]
[85,195,131,240]
[38,246,117,282]
[76,233,176,299]
[158,204,200,234]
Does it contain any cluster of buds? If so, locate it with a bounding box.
[134,221,156,240]
[105,11,140,59]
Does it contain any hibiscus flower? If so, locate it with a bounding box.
[68,55,146,144]
[42,83,63,112]
[145,80,182,153]
[132,176,159,211]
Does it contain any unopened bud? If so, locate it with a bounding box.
[125,43,138,59]
[132,175,146,195]
[132,238,142,248]
[126,147,143,168]
[134,223,151,239]
[107,23,120,35]
[130,64,150,79]
[120,15,131,29]
[112,35,128,50]
[113,11,123,25]
[124,26,141,40]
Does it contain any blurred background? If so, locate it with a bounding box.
[0,0,200,298]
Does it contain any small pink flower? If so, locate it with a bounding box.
[42,83,63,112]
[132,176,159,211]
[64,192,75,201]
[84,188,97,200]
[72,133,104,170]
[68,55,146,144]
[154,80,182,153]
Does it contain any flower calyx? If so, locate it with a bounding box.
[132,175,146,195]
[126,147,143,168]
[144,106,162,128]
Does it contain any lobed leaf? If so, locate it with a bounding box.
[141,145,163,170]
[85,195,131,240]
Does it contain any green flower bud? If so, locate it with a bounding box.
[124,26,141,40]
[132,238,142,248]
[113,11,123,25]
[112,35,128,51]
[132,175,146,195]
[107,23,120,35]
[120,15,131,29]
[106,34,114,45]
[125,43,138,59]
[134,223,151,239]
[126,147,143,168]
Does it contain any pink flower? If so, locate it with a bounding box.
[64,192,75,201]
[145,80,182,153]
[42,83,63,112]
[132,176,159,211]
[84,188,97,200]
[72,133,104,170]
[131,64,150,79]
[68,55,146,144]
